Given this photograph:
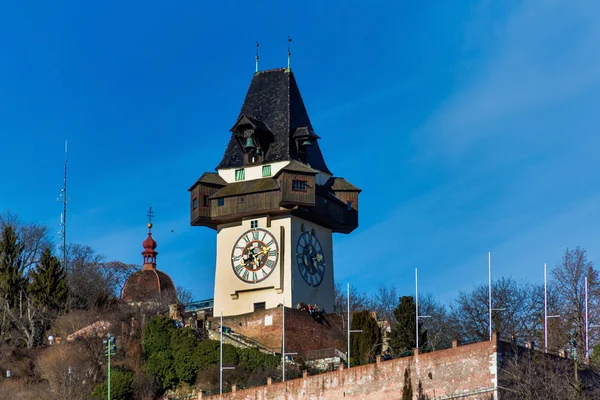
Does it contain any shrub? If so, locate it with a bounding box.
[91,368,134,400]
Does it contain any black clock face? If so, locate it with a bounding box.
[231,228,279,283]
[296,232,325,287]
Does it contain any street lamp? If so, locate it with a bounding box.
[103,333,116,400]
[281,298,297,382]
[219,310,235,394]
[347,283,363,367]
[415,268,431,350]
[544,263,561,353]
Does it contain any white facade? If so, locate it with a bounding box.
[217,161,331,185]
[214,215,334,316]
[217,161,289,183]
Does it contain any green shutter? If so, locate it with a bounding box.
[235,169,245,181]
[262,165,272,177]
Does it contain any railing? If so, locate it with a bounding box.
[306,347,347,362]
[211,322,279,355]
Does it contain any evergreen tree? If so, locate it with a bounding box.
[0,225,26,308]
[388,296,427,353]
[349,310,382,365]
[29,247,68,312]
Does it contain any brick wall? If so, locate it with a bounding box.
[208,307,346,356]
[201,336,498,400]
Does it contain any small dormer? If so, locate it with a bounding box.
[292,126,320,162]
[230,114,274,166]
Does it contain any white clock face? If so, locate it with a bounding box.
[296,232,325,287]
[231,228,279,284]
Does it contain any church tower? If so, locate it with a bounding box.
[189,68,360,316]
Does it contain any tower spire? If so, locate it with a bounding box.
[286,37,292,72]
[142,206,158,269]
[255,41,260,73]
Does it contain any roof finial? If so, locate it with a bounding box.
[286,37,292,72]
[146,206,154,230]
[255,41,260,73]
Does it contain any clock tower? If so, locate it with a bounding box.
[189,67,360,316]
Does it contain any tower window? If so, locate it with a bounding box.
[251,220,258,229]
[254,302,266,311]
[235,169,245,181]
[203,195,210,207]
[238,197,245,204]
[292,179,307,192]
[192,197,198,210]
[218,198,225,207]
[262,165,272,177]
[347,201,353,210]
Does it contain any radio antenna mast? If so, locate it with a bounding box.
[58,140,68,270]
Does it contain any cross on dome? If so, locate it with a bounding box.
[142,206,158,269]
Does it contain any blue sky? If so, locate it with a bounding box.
[1,0,599,303]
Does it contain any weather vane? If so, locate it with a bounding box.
[146,206,154,227]
[255,41,260,73]
[287,37,292,71]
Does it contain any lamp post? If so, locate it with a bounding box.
[219,310,235,394]
[487,253,506,340]
[585,276,589,359]
[347,283,362,367]
[415,268,430,350]
[103,333,116,400]
[281,298,298,381]
[544,263,560,353]
[488,252,493,340]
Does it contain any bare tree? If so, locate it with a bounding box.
[66,244,138,309]
[333,281,373,313]
[449,277,543,344]
[551,247,599,359]
[419,293,453,350]
[0,210,51,271]
[371,284,398,325]
[37,341,100,400]
[176,285,194,305]
[499,344,600,399]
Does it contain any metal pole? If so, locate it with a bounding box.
[488,252,492,341]
[416,268,419,350]
[544,263,548,353]
[282,297,286,382]
[107,337,111,400]
[220,310,223,394]
[347,283,350,368]
[63,140,68,272]
[585,276,589,359]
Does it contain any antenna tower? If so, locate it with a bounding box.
[58,141,68,270]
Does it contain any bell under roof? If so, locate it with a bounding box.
[216,68,331,174]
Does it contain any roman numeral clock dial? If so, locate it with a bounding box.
[231,228,279,283]
[296,231,325,287]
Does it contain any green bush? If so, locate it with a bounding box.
[142,316,281,393]
[194,339,238,370]
[91,368,134,400]
[237,348,280,371]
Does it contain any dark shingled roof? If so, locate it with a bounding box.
[327,177,361,192]
[210,178,280,199]
[217,68,331,174]
[278,160,318,175]
[188,172,227,190]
